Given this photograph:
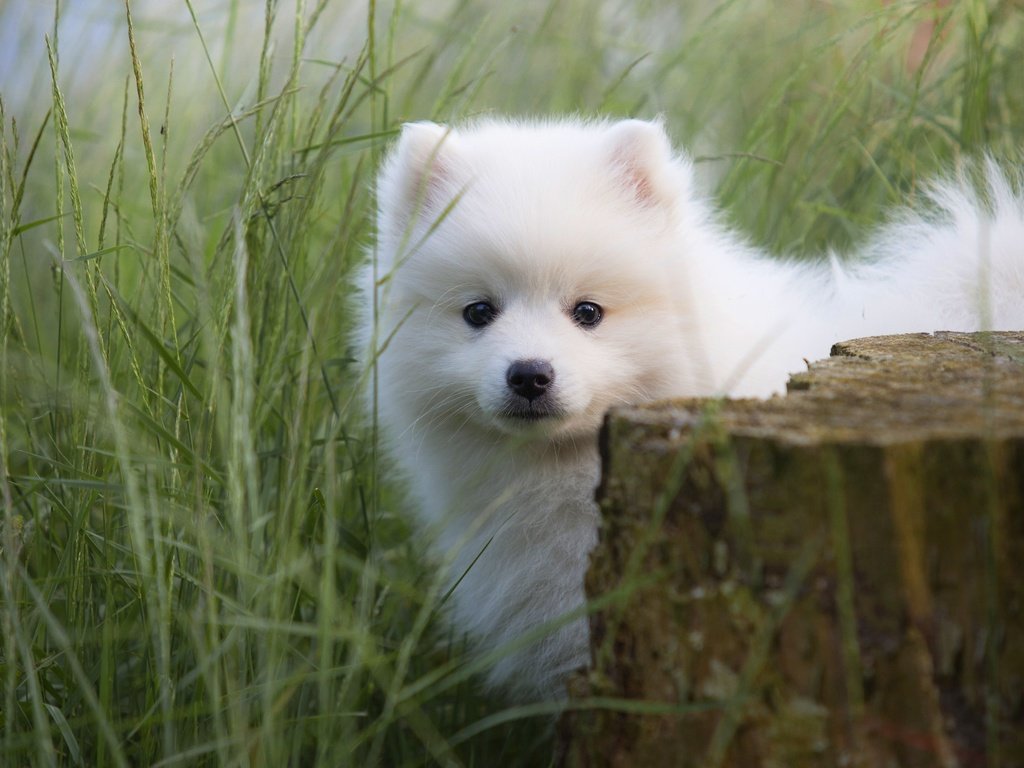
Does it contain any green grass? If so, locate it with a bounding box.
[0,0,1022,765]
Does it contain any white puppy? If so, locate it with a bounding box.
[359,117,1024,699]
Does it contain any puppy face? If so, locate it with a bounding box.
[368,119,693,442]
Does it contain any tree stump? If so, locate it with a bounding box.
[559,332,1024,768]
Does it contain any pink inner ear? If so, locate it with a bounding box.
[405,153,449,219]
[611,143,661,209]
[625,165,656,206]
[423,157,448,205]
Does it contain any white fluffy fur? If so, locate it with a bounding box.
[359,117,1024,699]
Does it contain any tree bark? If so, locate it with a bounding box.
[559,332,1024,768]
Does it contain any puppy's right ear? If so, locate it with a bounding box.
[377,121,452,234]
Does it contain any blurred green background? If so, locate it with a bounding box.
[0,1,1021,765]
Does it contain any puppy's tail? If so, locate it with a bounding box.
[860,158,1024,330]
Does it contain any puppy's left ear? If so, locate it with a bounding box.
[605,119,678,210]
[379,121,453,228]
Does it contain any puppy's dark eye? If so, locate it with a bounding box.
[463,301,497,328]
[572,301,603,328]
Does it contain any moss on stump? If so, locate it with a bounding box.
[559,332,1024,768]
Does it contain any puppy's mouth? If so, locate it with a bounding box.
[498,398,565,423]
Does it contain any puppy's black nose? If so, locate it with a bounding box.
[506,360,555,401]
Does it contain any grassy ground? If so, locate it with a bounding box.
[0,0,1022,765]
